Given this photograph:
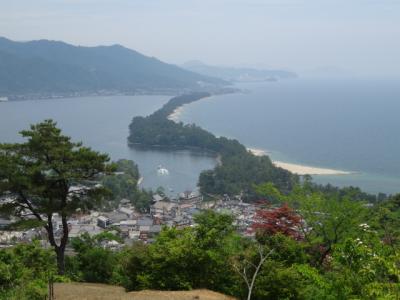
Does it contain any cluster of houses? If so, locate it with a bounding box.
[0,190,262,250]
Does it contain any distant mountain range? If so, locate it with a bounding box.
[182,60,297,82]
[0,37,226,99]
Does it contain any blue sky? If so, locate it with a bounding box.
[0,0,399,77]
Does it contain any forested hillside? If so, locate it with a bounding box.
[0,37,226,97]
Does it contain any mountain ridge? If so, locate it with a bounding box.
[0,37,226,99]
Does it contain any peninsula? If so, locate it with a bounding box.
[128,92,298,199]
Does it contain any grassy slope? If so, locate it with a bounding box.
[54,283,236,300]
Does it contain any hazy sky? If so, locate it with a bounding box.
[0,0,399,77]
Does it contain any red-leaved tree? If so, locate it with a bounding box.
[252,203,303,240]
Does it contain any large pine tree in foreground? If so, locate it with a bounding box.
[0,120,112,274]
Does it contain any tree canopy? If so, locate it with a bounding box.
[0,120,113,274]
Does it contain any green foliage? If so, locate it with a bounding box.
[306,182,384,203]
[254,182,283,203]
[117,211,241,296]
[76,247,117,283]
[257,233,308,265]
[296,192,366,264]
[0,119,113,216]
[113,159,140,179]
[0,152,397,300]
[326,230,400,299]
[200,152,297,198]
[291,264,334,300]
[258,183,368,265]
[129,94,218,151]
[253,260,307,300]
[0,242,57,299]
[68,233,120,283]
[371,194,400,248]
[101,159,151,212]
[193,210,235,248]
[112,243,150,290]
[2,199,400,299]
[0,120,113,274]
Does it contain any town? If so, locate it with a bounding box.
[0,189,260,250]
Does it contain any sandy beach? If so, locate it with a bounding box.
[273,161,352,176]
[167,106,353,177]
[247,147,352,176]
[168,95,213,123]
[167,106,185,122]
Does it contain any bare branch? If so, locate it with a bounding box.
[232,263,250,288]
[17,192,43,222]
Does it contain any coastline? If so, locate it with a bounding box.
[167,104,353,177]
[167,95,213,123]
[4,89,184,102]
[167,106,185,122]
[247,147,352,176]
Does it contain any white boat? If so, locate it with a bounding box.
[157,165,169,175]
[0,97,8,102]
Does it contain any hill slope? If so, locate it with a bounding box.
[54,283,236,300]
[0,37,226,98]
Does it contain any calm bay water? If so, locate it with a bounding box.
[1,79,399,196]
[0,95,216,196]
[179,79,400,195]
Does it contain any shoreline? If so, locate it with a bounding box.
[247,147,353,176]
[3,90,185,102]
[166,100,353,177]
[167,95,213,123]
[167,106,185,122]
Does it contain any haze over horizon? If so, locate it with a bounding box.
[0,0,399,78]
